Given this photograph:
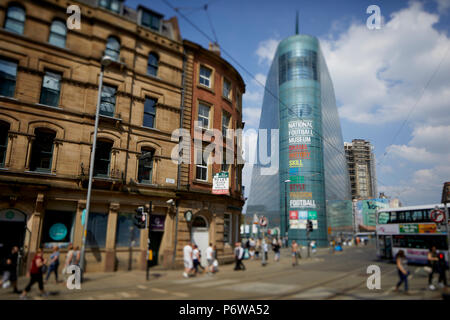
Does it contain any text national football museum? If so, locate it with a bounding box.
[246,30,352,247]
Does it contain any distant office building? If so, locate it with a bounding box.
[246,29,351,247]
[344,139,377,199]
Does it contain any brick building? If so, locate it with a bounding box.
[0,0,245,273]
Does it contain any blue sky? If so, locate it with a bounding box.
[128,0,450,207]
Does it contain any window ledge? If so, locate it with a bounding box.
[137,182,158,187]
[197,84,215,94]
[193,180,212,186]
[0,167,9,170]
[142,126,160,132]
[0,95,18,101]
[99,114,123,122]
[222,96,232,104]
[35,103,62,110]
[24,170,56,176]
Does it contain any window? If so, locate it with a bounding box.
[143,97,157,128]
[116,213,140,247]
[0,122,10,167]
[222,112,231,137]
[99,0,121,13]
[100,85,117,117]
[0,58,17,97]
[4,5,25,34]
[105,36,120,61]
[48,20,67,48]
[199,65,212,88]
[195,148,208,181]
[86,212,108,248]
[141,10,161,32]
[223,213,231,244]
[94,140,112,177]
[138,148,154,184]
[222,78,231,99]
[147,52,159,76]
[40,71,61,107]
[29,129,55,172]
[41,210,75,248]
[197,103,210,129]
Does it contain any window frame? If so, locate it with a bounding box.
[140,9,162,32]
[147,52,159,77]
[99,0,121,14]
[105,36,121,62]
[39,70,62,107]
[4,4,25,35]
[199,65,213,89]
[0,57,18,98]
[138,148,154,184]
[93,140,113,177]
[0,121,10,167]
[197,102,211,130]
[48,19,67,48]
[222,77,232,100]
[29,129,56,173]
[143,97,157,128]
[221,111,231,138]
[195,147,209,182]
[99,84,117,117]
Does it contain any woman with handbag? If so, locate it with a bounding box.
[20,248,48,299]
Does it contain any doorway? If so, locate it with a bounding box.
[191,215,209,266]
[0,209,26,267]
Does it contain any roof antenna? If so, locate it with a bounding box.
[295,11,299,35]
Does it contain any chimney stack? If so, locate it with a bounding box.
[209,42,220,56]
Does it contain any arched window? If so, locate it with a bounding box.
[49,20,67,48]
[29,128,56,172]
[147,52,159,76]
[191,216,207,228]
[138,147,154,184]
[4,4,25,34]
[0,121,10,167]
[105,36,120,61]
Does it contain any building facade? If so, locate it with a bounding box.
[344,139,377,200]
[0,0,244,273]
[246,33,351,247]
[174,40,245,266]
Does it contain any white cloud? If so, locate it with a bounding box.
[242,106,262,129]
[253,73,267,87]
[385,145,440,164]
[321,1,450,126]
[255,38,280,65]
[436,0,450,14]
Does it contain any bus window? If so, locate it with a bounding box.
[378,212,390,224]
[391,211,397,223]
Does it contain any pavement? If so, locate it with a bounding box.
[0,243,448,300]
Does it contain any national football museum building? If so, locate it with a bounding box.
[246,33,352,247]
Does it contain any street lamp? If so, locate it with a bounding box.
[79,56,123,274]
[284,179,291,238]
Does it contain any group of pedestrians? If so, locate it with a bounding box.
[0,243,81,299]
[395,246,448,294]
[183,242,217,278]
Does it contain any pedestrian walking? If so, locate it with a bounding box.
[192,245,202,274]
[212,244,219,273]
[205,243,214,274]
[234,242,246,271]
[183,242,194,278]
[255,239,261,259]
[20,248,47,299]
[0,246,20,293]
[249,238,255,260]
[427,246,439,290]
[45,246,60,283]
[273,241,280,262]
[62,243,80,284]
[394,250,409,293]
[263,240,269,261]
[291,240,299,266]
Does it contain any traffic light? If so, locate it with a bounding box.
[307,220,313,232]
[134,206,146,229]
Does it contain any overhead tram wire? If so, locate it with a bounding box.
[376,42,450,168]
[161,0,406,201]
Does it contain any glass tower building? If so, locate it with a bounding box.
[246,34,352,247]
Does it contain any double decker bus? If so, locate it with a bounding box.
[376,204,448,264]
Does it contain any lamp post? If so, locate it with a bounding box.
[284,179,291,238]
[79,56,119,274]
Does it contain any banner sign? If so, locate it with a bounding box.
[212,172,229,195]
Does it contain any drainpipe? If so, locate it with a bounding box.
[172,48,187,267]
